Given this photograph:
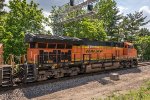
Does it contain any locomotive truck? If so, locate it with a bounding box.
[0,33,138,86]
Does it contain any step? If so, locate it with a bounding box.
[2,78,11,81]
[3,77,11,80]
[27,74,34,77]
[2,73,11,75]
[3,74,12,78]
[2,77,12,81]
[2,81,12,86]
[2,81,12,84]
[2,83,13,87]
[28,71,34,73]
[27,67,34,69]
[26,77,35,79]
[26,77,35,82]
[3,70,11,72]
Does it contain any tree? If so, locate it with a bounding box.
[3,0,45,59]
[0,0,6,42]
[95,0,122,37]
[119,11,150,41]
[135,36,150,60]
[49,5,86,35]
[0,0,6,15]
[49,6,63,35]
[0,26,5,40]
[49,2,108,40]
[5,0,44,33]
[64,19,107,41]
[138,28,150,36]
[62,0,121,40]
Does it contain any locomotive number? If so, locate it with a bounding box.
[86,50,103,53]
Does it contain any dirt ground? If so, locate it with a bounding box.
[34,66,150,100]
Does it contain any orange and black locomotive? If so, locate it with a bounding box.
[24,34,138,81]
[0,33,138,86]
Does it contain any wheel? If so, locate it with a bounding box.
[70,67,80,76]
[126,61,131,68]
[54,70,64,78]
[133,60,138,67]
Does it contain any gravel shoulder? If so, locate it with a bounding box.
[0,66,150,100]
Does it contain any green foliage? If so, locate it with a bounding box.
[102,80,150,100]
[0,0,6,42]
[64,19,107,41]
[135,36,150,60]
[96,0,122,37]
[0,26,5,40]
[6,0,44,33]
[49,0,121,41]
[2,0,45,60]
[119,11,150,41]
[0,0,6,15]
[138,28,150,36]
[49,5,86,35]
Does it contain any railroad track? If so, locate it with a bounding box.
[138,62,150,66]
[0,62,150,93]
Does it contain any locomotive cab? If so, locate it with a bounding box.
[25,34,82,69]
[123,42,137,58]
[27,42,73,65]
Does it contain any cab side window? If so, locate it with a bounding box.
[38,43,47,48]
[48,44,56,49]
[66,44,72,49]
[125,45,128,48]
[128,45,133,49]
[30,43,36,48]
[57,44,65,49]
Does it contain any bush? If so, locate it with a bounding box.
[102,80,150,100]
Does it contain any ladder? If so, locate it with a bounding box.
[0,65,13,86]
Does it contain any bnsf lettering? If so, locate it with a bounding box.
[86,50,103,53]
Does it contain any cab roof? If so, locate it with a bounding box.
[25,33,82,44]
[124,42,133,45]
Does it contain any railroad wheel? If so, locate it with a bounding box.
[133,60,138,67]
[18,64,27,83]
[126,61,131,68]
[130,60,136,67]
[129,60,133,67]
[101,62,105,70]
[70,67,80,76]
[54,70,64,79]
[80,65,86,73]
[18,64,37,83]
[119,61,124,68]
[121,61,126,68]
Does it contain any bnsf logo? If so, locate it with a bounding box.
[86,50,103,53]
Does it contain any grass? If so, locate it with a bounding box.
[107,80,150,100]
[94,80,150,100]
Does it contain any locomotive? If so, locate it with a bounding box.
[0,33,138,86]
